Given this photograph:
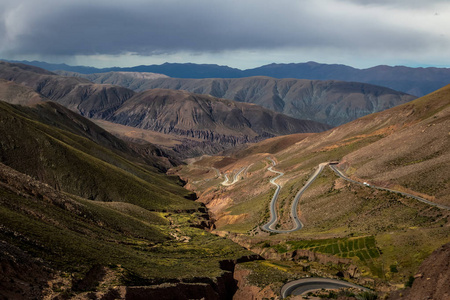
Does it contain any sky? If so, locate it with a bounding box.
[0,0,449,69]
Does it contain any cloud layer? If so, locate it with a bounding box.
[1,0,449,67]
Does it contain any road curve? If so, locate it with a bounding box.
[221,166,247,186]
[262,161,447,298]
[261,159,327,233]
[329,165,450,211]
[281,278,370,298]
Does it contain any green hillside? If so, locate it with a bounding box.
[0,100,250,299]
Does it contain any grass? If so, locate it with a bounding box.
[239,260,294,289]
[0,100,251,291]
[221,190,273,233]
[0,101,198,211]
[0,185,250,283]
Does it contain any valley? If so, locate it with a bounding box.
[0,60,448,299]
[176,84,450,298]
[0,61,331,157]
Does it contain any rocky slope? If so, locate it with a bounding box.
[0,61,134,118]
[0,61,331,156]
[57,70,170,90]
[107,88,331,146]
[245,62,450,97]
[70,75,417,126]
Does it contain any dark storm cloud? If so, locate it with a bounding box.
[0,0,449,58]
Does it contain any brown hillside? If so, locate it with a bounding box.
[177,85,450,296]
[0,61,331,157]
[0,78,45,105]
[389,242,450,300]
[107,88,331,145]
[81,75,417,126]
[0,61,134,118]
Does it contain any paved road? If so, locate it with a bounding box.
[221,166,247,186]
[329,165,450,210]
[281,278,370,298]
[260,158,287,232]
[261,159,327,233]
[277,163,448,298]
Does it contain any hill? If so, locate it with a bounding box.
[0,61,330,156]
[57,70,170,89]
[13,59,450,96]
[0,98,254,299]
[101,76,416,126]
[176,85,450,297]
[0,61,134,119]
[107,88,331,145]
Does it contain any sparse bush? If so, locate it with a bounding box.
[389,264,398,273]
[405,275,415,287]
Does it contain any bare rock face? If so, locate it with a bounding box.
[103,77,417,126]
[107,88,331,146]
[389,242,450,300]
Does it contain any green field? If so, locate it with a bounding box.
[272,236,384,277]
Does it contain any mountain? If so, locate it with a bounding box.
[0,61,331,157]
[72,74,416,126]
[177,84,450,296]
[107,88,331,144]
[57,70,170,89]
[245,62,450,97]
[10,60,244,78]
[0,61,134,119]
[0,96,257,298]
[12,59,450,96]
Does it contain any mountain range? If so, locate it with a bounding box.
[11,59,450,97]
[1,60,449,299]
[67,74,416,126]
[0,61,330,157]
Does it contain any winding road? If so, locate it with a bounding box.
[281,278,370,298]
[261,159,328,233]
[262,161,449,234]
[221,166,247,186]
[258,159,449,298]
[329,165,450,210]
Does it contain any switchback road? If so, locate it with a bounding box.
[281,278,370,298]
[221,166,247,186]
[261,159,327,233]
